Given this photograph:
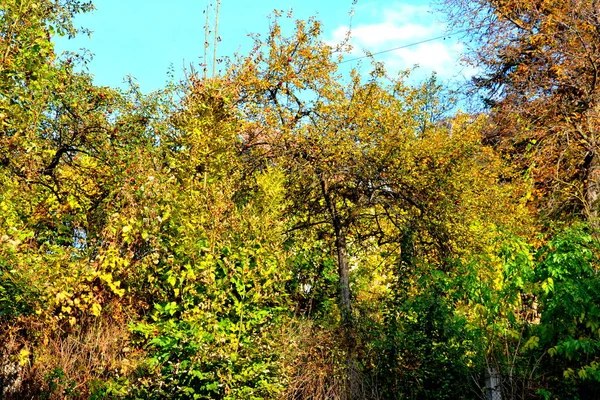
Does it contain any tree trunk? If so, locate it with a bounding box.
[335,228,352,323]
[319,178,352,324]
[586,151,600,229]
[320,178,354,400]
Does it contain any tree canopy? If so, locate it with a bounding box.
[0,2,598,399]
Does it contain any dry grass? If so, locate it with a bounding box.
[34,319,130,398]
[280,320,381,400]
[0,309,139,399]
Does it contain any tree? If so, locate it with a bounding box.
[1,0,94,166]
[0,3,547,397]
[227,13,536,398]
[230,12,533,320]
[120,79,294,399]
[441,0,600,224]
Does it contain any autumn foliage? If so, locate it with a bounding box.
[1,1,599,399]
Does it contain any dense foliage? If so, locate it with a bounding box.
[1,1,599,399]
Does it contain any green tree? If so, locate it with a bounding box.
[532,225,600,398]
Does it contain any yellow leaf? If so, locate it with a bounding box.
[18,349,30,367]
[91,302,102,317]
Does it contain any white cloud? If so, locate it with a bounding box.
[328,2,473,81]
[350,22,435,48]
[387,42,454,70]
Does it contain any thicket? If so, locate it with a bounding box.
[1,1,599,399]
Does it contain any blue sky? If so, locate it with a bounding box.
[54,0,473,92]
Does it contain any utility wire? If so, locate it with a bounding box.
[339,25,485,64]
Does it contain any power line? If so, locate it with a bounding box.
[339,26,481,64]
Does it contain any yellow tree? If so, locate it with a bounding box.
[226,17,536,400]
[442,0,600,224]
[229,12,532,320]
